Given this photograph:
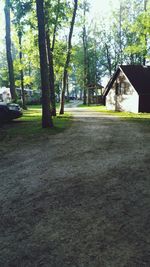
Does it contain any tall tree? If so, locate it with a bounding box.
[82,0,88,105]
[46,30,56,115]
[4,0,17,101]
[36,0,53,128]
[143,0,148,65]
[124,0,150,65]
[59,0,78,114]
[11,0,32,109]
[45,0,61,116]
[45,0,68,115]
[18,28,26,109]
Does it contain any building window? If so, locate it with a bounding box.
[117,82,127,95]
[115,83,119,95]
[116,82,124,95]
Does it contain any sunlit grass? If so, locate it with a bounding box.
[0,106,72,148]
[78,104,150,123]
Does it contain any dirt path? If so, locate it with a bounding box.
[0,103,150,266]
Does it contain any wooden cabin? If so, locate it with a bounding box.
[103,65,150,113]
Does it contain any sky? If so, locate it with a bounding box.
[91,0,120,18]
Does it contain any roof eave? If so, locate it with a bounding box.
[103,68,120,96]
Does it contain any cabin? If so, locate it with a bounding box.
[103,65,150,113]
[0,87,41,104]
[0,87,11,103]
[87,83,104,104]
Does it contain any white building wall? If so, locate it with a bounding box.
[106,87,116,111]
[116,87,139,113]
[106,71,139,113]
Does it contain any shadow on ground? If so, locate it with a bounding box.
[0,108,150,266]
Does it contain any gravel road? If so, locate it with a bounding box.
[0,103,150,266]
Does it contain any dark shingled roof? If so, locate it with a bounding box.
[103,65,150,96]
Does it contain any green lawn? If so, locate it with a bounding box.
[78,104,150,123]
[0,106,72,149]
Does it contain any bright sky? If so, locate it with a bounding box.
[91,0,120,17]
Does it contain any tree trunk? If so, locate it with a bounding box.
[59,0,78,114]
[52,0,60,52]
[36,0,53,128]
[66,73,69,101]
[46,31,56,116]
[83,24,87,105]
[4,0,17,101]
[82,1,89,105]
[87,87,90,106]
[144,0,148,11]
[87,54,90,106]
[119,2,123,64]
[143,0,148,65]
[105,43,112,77]
[44,0,61,116]
[18,33,27,110]
[130,53,134,64]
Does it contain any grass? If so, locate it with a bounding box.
[0,105,72,149]
[78,104,150,124]
[1,103,150,151]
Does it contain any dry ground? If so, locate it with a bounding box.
[0,104,150,266]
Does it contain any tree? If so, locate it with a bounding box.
[82,0,88,105]
[124,0,150,65]
[4,0,17,101]
[44,0,72,115]
[59,0,78,115]
[36,0,53,128]
[0,48,9,87]
[45,0,61,116]
[18,28,26,109]
[11,0,32,109]
[46,30,56,116]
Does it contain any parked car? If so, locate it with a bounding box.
[69,96,76,100]
[0,102,23,123]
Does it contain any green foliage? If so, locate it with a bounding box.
[0,49,9,87]
[11,0,32,25]
[54,40,67,73]
[45,0,69,31]
[72,44,84,89]
[73,0,150,86]
[9,2,40,89]
[125,6,150,61]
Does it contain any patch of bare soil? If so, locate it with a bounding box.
[0,104,150,266]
